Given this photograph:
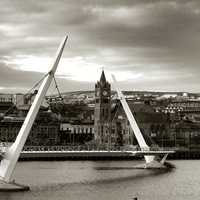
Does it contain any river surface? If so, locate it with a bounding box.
[0,160,199,200]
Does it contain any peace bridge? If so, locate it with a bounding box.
[0,144,175,160]
[0,36,175,191]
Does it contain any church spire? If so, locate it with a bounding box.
[100,70,106,84]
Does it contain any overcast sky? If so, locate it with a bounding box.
[0,0,200,94]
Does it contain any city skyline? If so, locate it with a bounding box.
[0,0,200,93]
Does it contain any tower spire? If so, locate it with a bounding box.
[94,69,111,145]
[100,69,106,84]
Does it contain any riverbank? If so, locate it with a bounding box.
[168,150,200,159]
[19,151,142,161]
[17,150,200,161]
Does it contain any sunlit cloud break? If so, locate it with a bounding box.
[3,55,142,83]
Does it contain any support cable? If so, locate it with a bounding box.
[53,75,64,103]
[3,73,49,116]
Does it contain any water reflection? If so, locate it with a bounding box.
[0,160,198,200]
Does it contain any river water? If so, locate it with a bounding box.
[0,160,199,200]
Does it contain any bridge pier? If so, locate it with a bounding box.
[0,180,29,192]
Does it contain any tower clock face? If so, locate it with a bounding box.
[103,90,108,96]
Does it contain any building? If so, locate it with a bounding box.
[111,100,170,146]
[93,70,171,147]
[60,122,94,145]
[0,119,60,146]
[94,70,111,144]
[13,93,25,108]
[0,94,14,114]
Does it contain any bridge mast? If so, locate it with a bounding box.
[111,74,155,163]
[0,36,68,182]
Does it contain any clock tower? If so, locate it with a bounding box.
[94,70,111,144]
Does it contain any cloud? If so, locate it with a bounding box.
[0,0,200,92]
[0,62,95,93]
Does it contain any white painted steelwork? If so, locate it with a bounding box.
[0,36,68,182]
[111,74,155,163]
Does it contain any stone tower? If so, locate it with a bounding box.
[94,70,111,144]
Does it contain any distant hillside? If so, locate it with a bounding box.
[48,90,200,98]
[61,91,94,96]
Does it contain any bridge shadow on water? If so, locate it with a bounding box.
[94,160,175,171]
[28,162,175,193]
[0,163,176,200]
[92,165,175,184]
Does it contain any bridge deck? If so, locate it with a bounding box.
[21,150,175,154]
[0,150,175,160]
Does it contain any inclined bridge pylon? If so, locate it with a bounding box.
[111,74,174,168]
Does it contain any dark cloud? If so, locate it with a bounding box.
[0,0,200,92]
[0,62,93,93]
[0,62,44,91]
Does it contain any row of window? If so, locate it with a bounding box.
[0,126,58,140]
[0,98,12,102]
[64,127,94,134]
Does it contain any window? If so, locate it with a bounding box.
[103,99,109,103]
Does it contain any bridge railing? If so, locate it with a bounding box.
[0,142,176,153]
[21,145,176,152]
